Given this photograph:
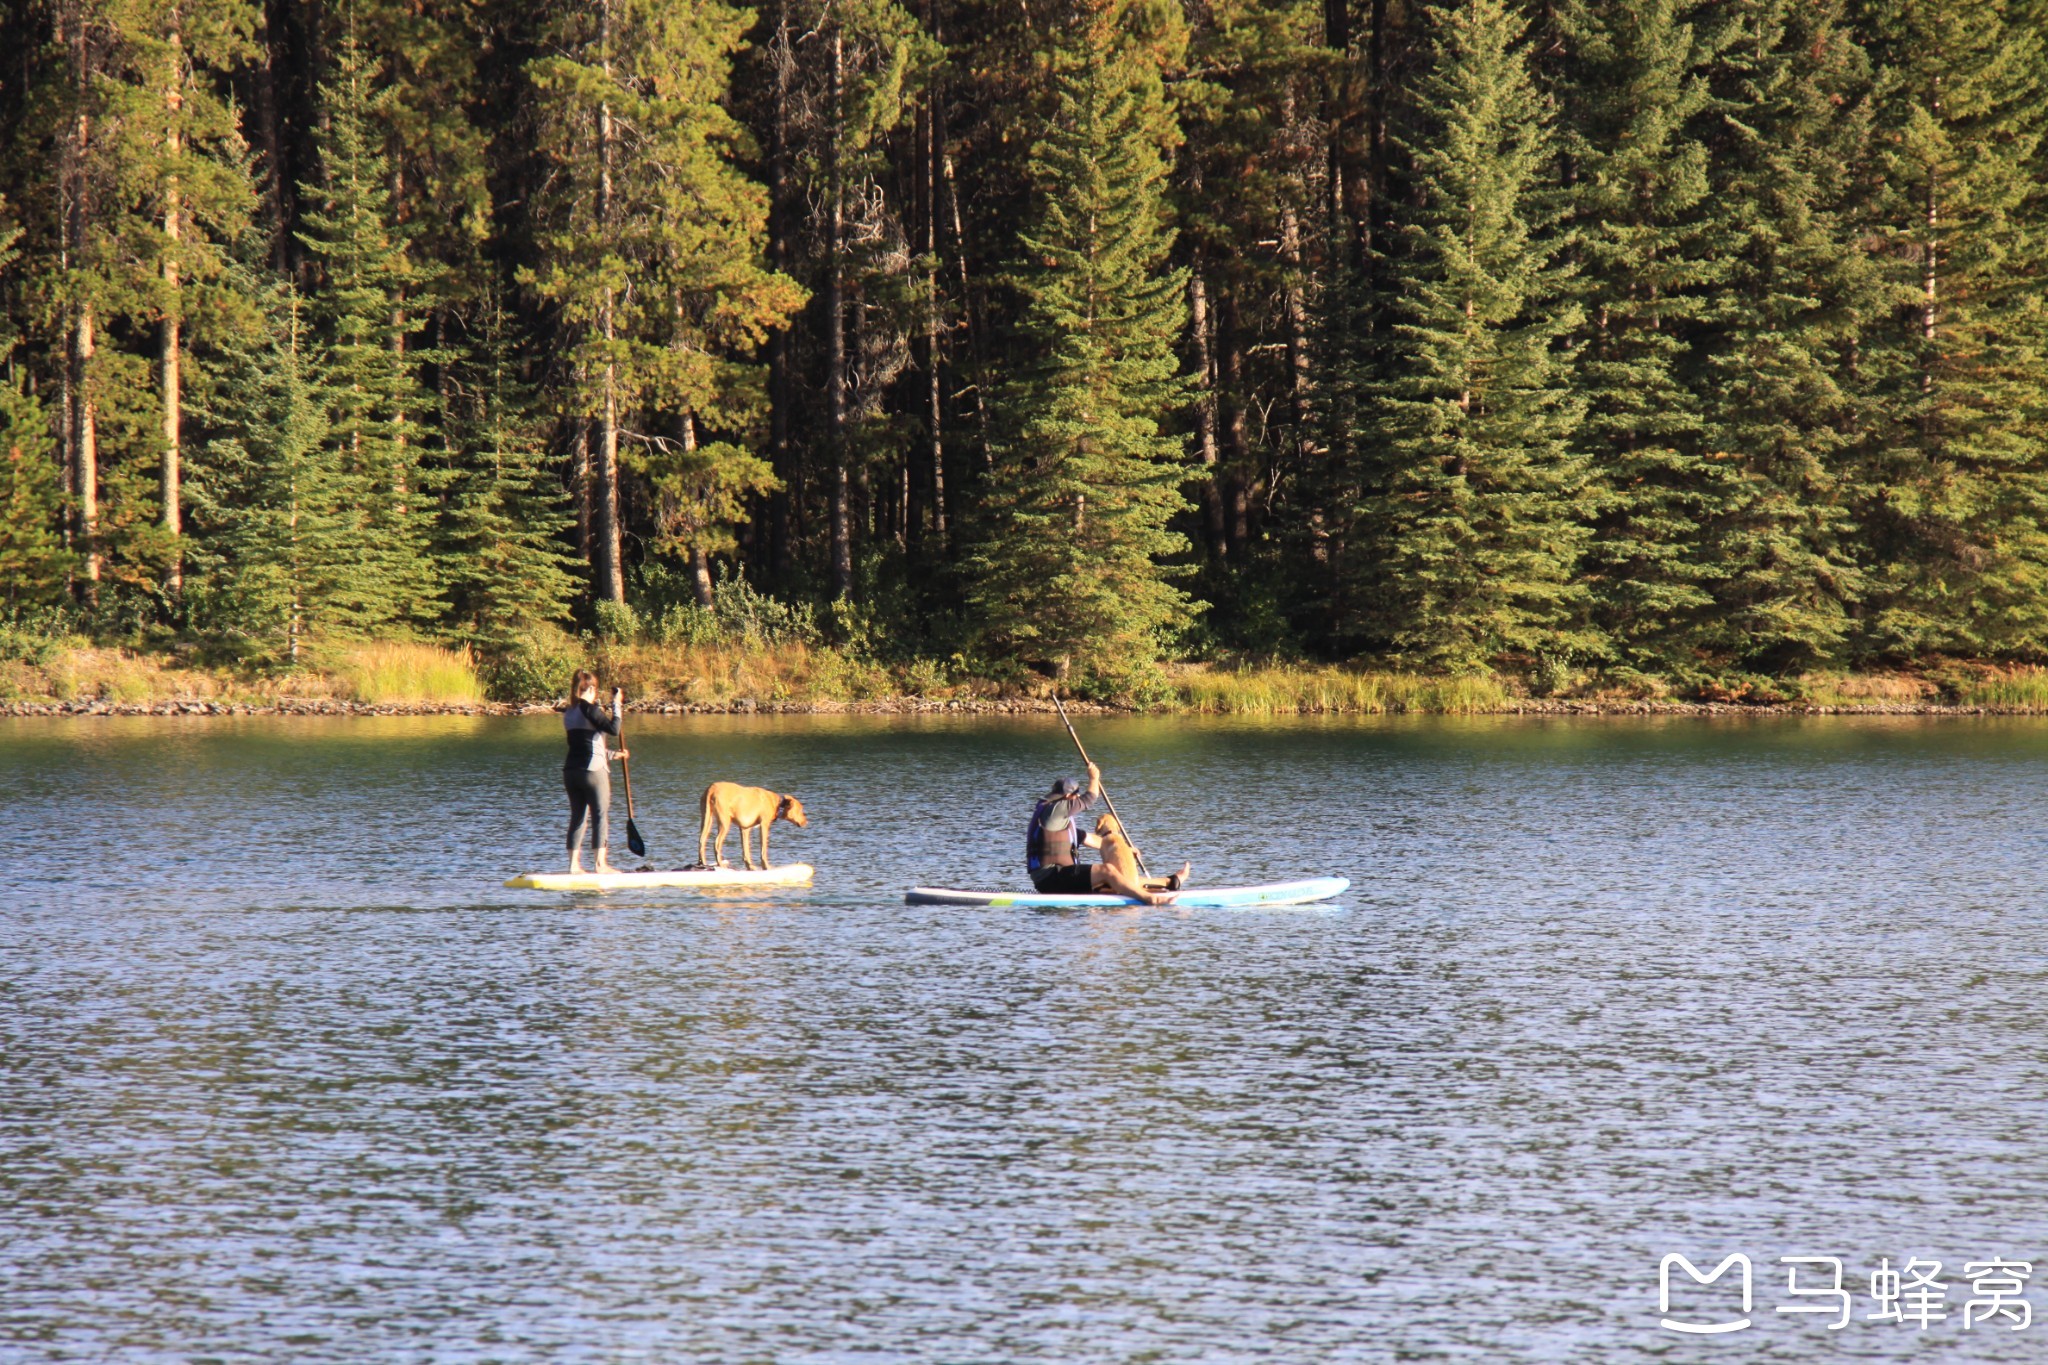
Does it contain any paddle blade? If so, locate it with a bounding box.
[627,818,646,857]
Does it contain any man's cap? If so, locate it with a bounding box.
[1049,777,1080,796]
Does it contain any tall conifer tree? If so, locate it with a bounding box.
[438,294,581,642]
[966,0,1193,675]
[1348,0,1588,671]
[526,0,804,606]
[1690,0,1881,671]
[0,379,75,611]
[1557,0,1728,673]
[1858,0,2048,655]
[190,281,356,659]
[296,21,438,634]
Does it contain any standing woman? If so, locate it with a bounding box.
[563,670,630,874]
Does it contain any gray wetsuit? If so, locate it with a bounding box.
[563,699,622,854]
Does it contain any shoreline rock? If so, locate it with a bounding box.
[2,696,2041,719]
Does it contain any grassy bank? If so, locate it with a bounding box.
[9,632,2048,715]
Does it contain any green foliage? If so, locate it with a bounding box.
[187,280,374,660]
[0,0,2045,687]
[592,599,641,642]
[523,0,805,439]
[437,294,581,643]
[479,625,584,704]
[0,381,74,610]
[967,1,1194,672]
[295,23,440,635]
[1855,0,2048,657]
[1347,0,1590,671]
[642,568,822,648]
[1690,0,1881,673]
[1557,0,1730,668]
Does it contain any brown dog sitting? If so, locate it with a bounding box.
[698,781,808,869]
[1091,812,1189,893]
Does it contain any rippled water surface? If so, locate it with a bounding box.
[5,713,2048,1362]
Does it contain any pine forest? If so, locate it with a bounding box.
[2,0,2046,705]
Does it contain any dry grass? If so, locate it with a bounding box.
[1174,664,1515,714]
[335,642,486,705]
[1796,672,1937,707]
[0,646,226,704]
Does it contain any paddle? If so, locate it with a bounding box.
[1051,691,1150,879]
[616,689,646,857]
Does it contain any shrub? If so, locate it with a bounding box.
[593,599,641,642]
[481,627,582,703]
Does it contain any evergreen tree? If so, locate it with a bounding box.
[296,21,439,634]
[1857,0,2048,656]
[1348,0,1589,671]
[1556,0,1730,673]
[438,294,581,642]
[0,379,74,611]
[188,281,352,660]
[966,0,1193,674]
[525,0,806,605]
[1177,0,1329,646]
[106,0,261,598]
[1689,0,1882,672]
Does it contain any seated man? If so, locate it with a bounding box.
[1025,762,1182,906]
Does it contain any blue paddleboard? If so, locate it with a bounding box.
[903,876,1349,909]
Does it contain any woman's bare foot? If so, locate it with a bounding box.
[594,859,614,875]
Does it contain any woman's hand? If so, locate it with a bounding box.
[613,748,630,762]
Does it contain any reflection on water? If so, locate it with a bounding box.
[4,714,2048,1361]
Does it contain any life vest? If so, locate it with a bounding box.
[1026,799,1079,872]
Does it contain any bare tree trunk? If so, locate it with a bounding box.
[389,160,407,489]
[66,6,99,597]
[573,414,592,561]
[253,0,290,272]
[162,27,184,597]
[935,70,991,471]
[593,1,625,604]
[73,307,100,595]
[1325,0,1351,262]
[680,413,714,607]
[1188,245,1228,562]
[921,9,947,548]
[1922,170,1939,400]
[1220,295,1252,553]
[1277,159,1323,564]
[826,27,853,598]
[766,0,794,576]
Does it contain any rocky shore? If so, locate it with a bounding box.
[5,695,2044,718]
[0,695,1119,718]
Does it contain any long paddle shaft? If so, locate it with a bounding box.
[1051,693,1149,879]
[617,691,646,857]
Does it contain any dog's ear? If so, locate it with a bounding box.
[777,794,793,814]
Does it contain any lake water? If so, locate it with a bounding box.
[3,714,2046,1362]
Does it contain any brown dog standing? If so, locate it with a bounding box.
[698,782,807,869]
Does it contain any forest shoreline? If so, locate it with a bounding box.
[10,641,2048,720]
[8,692,2048,721]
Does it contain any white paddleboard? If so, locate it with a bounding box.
[507,864,815,892]
[903,876,1348,909]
